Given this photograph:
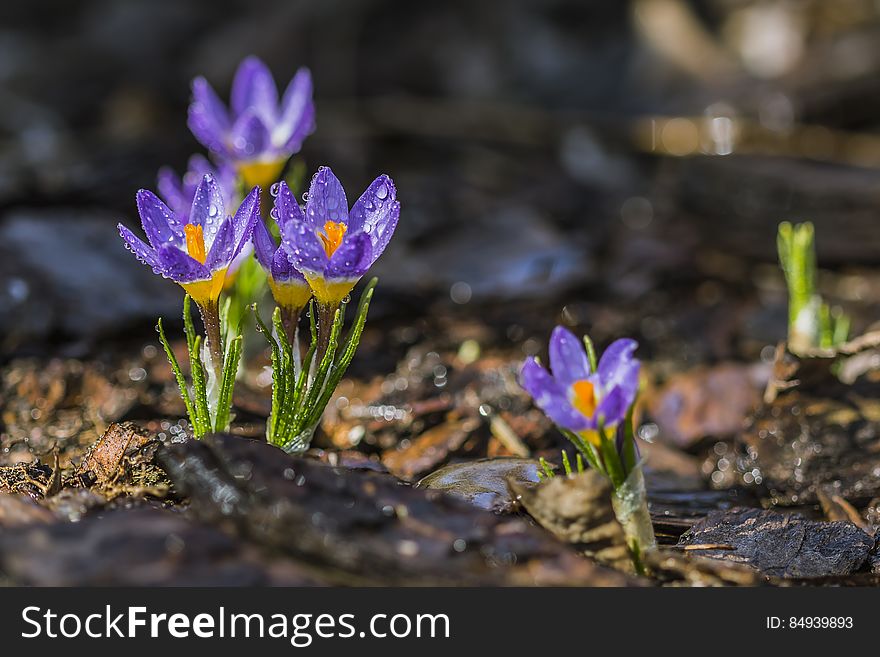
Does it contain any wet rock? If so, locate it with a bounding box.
[678,507,874,579]
[509,471,632,571]
[416,457,543,512]
[374,207,592,301]
[159,435,633,586]
[382,418,482,481]
[0,211,179,344]
[648,363,765,448]
[0,507,321,586]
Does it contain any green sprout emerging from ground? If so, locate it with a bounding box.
[777,221,850,353]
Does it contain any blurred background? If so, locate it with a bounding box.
[3,0,880,368]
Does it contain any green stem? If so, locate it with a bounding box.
[198,298,224,381]
[316,301,338,362]
[280,304,302,352]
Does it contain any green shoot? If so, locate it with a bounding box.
[777,221,850,353]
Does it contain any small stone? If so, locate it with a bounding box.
[417,457,543,512]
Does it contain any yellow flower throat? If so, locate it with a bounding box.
[180,224,226,305]
[319,221,347,258]
[184,224,207,263]
[571,380,597,418]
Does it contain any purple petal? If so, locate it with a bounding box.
[326,231,373,281]
[189,174,227,247]
[548,326,591,388]
[231,56,278,124]
[156,245,210,283]
[520,358,590,432]
[230,186,261,258]
[204,217,235,271]
[304,166,348,227]
[349,175,399,263]
[252,217,276,271]
[280,220,328,276]
[272,180,306,228]
[597,338,639,391]
[136,189,183,249]
[368,200,399,265]
[229,110,271,160]
[188,77,231,156]
[595,386,629,427]
[271,246,304,282]
[277,67,315,151]
[118,223,161,271]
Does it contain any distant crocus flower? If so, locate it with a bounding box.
[254,181,312,340]
[118,174,260,309]
[520,327,639,445]
[280,166,399,308]
[157,154,238,221]
[188,56,315,190]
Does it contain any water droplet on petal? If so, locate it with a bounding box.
[270,182,281,197]
[376,183,388,200]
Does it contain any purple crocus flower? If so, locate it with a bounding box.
[188,56,315,190]
[156,154,238,221]
[157,155,253,284]
[118,173,260,308]
[520,327,640,446]
[253,181,311,314]
[280,166,399,307]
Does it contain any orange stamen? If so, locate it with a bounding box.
[319,221,347,258]
[571,380,597,418]
[184,224,207,264]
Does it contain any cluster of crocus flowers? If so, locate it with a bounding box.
[117,55,396,453]
[188,56,315,190]
[520,326,655,573]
